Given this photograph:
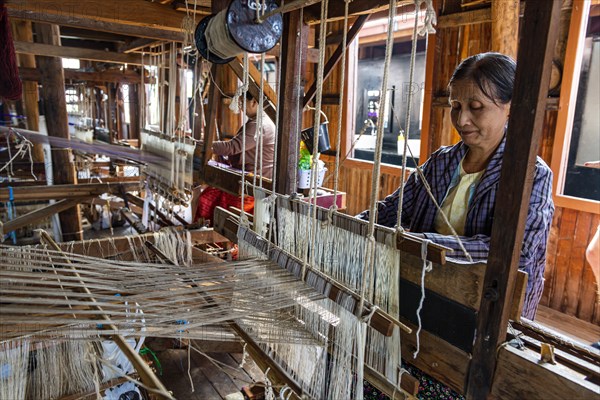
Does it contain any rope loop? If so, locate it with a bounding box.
[229,83,249,114]
[362,305,379,324]
[416,0,437,36]
[279,385,293,400]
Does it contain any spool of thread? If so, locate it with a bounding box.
[195,0,283,64]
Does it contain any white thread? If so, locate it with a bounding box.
[239,342,248,368]
[413,239,432,359]
[264,367,275,400]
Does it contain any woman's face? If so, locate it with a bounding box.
[449,79,511,153]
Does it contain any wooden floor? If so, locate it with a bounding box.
[156,347,265,400]
[535,305,600,346]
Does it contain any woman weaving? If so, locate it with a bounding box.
[359,52,554,320]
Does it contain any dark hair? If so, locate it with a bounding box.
[448,52,516,104]
[245,91,255,101]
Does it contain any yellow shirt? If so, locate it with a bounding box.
[434,161,483,236]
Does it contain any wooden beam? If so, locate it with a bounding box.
[15,41,143,65]
[59,26,132,43]
[303,14,370,108]
[491,345,600,399]
[466,1,562,398]
[400,317,471,394]
[276,10,309,194]
[120,208,148,234]
[303,0,412,24]
[0,197,91,236]
[364,365,417,399]
[436,8,492,28]
[12,20,44,162]
[19,67,146,84]
[60,38,118,51]
[10,10,184,41]
[118,37,159,53]
[0,182,140,202]
[7,0,185,35]
[34,23,82,242]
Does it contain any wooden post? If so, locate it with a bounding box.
[491,0,519,59]
[33,22,83,242]
[198,0,230,169]
[276,10,309,195]
[128,77,140,141]
[116,84,125,140]
[107,84,116,139]
[12,20,44,162]
[465,1,561,398]
[341,37,358,158]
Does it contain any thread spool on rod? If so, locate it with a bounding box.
[195,0,283,64]
[256,0,322,23]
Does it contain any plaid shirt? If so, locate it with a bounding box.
[358,138,554,319]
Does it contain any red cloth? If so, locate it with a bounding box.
[0,2,22,101]
[195,187,254,224]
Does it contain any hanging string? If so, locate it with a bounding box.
[265,0,285,250]
[140,52,146,132]
[290,5,303,192]
[239,54,251,228]
[396,1,421,231]
[301,0,328,281]
[360,0,397,315]
[258,49,266,187]
[413,238,432,359]
[330,0,351,220]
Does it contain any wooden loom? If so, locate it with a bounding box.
[0,0,598,399]
[202,1,600,400]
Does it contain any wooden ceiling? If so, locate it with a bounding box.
[6,0,395,49]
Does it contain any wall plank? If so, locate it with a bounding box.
[542,207,599,324]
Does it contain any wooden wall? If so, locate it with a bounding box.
[321,157,405,215]
[542,207,600,324]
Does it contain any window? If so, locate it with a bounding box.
[551,1,600,212]
[563,35,600,201]
[65,87,79,114]
[61,58,80,69]
[352,11,428,168]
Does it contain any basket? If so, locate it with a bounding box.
[297,168,327,189]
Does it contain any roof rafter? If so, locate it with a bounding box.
[8,0,187,41]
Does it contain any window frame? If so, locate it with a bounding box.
[550,0,600,214]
